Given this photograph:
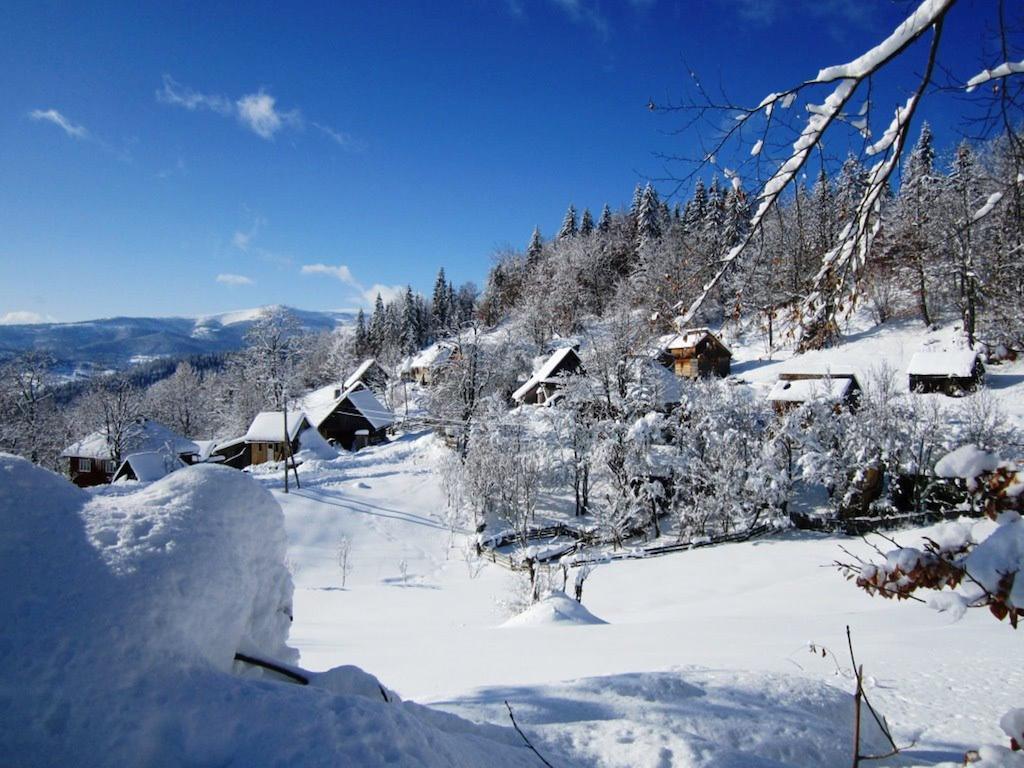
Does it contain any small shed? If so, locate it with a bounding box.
[208,436,252,469]
[244,411,313,466]
[767,371,862,414]
[661,328,732,379]
[60,418,199,487]
[344,358,389,397]
[304,382,395,450]
[401,343,456,385]
[112,451,186,483]
[908,350,984,395]
[513,347,585,405]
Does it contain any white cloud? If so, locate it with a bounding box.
[28,109,88,139]
[157,75,233,115]
[236,91,300,139]
[216,273,254,286]
[301,263,359,286]
[0,310,55,325]
[158,75,353,147]
[549,0,609,37]
[232,229,253,251]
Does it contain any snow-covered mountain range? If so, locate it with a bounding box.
[0,306,354,375]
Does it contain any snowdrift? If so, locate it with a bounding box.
[503,591,608,627]
[0,455,530,767]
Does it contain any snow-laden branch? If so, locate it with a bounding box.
[677,0,953,327]
[965,59,1024,92]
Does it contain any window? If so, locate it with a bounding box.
[77,458,92,472]
[105,460,117,474]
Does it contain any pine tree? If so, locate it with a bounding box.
[526,227,544,266]
[811,167,835,254]
[597,204,613,234]
[683,179,707,234]
[402,286,419,354]
[368,293,386,356]
[558,204,578,240]
[835,153,869,223]
[431,267,450,334]
[636,183,662,251]
[353,308,369,358]
[579,208,594,236]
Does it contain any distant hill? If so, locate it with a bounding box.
[0,305,354,377]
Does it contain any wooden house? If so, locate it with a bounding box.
[112,451,186,483]
[303,382,395,450]
[243,411,313,466]
[512,347,585,405]
[343,358,389,397]
[660,328,732,379]
[907,350,984,396]
[767,371,862,414]
[401,342,457,385]
[60,418,199,487]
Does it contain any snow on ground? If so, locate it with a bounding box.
[266,319,1024,766]
[0,455,541,767]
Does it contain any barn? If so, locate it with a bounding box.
[243,411,313,466]
[60,418,200,487]
[907,350,985,395]
[660,328,732,379]
[512,347,585,405]
[303,382,394,450]
[767,371,862,414]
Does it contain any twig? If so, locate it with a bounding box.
[233,652,309,685]
[504,700,555,768]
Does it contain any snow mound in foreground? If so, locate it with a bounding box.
[0,455,530,767]
[503,591,608,627]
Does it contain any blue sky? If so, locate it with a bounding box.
[0,0,997,323]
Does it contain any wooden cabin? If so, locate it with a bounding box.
[661,328,732,379]
[767,371,862,414]
[512,347,585,406]
[304,382,395,450]
[112,451,186,483]
[243,411,313,465]
[60,418,199,487]
[401,342,457,385]
[343,358,389,397]
[907,350,984,396]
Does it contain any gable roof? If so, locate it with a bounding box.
[61,418,199,460]
[299,381,395,430]
[343,358,383,390]
[512,347,583,402]
[768,376,856,404]
[113,451,186,482]
[244,411,310,443]
[342,387,394,430]
[907,350,981,378]
[663,328,731,355]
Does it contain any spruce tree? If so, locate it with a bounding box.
[431,267,449,334]
[526,227,544,266]
[558,204,578,240]
[368,293,386,356]
[636,183,662,251]
[579,208,594,236]
[353,309,369,358]
[597,204,613,234]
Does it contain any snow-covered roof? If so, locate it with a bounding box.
[777,362,859,378]
[61,418,199,460]
[907,350,980,378]
[934,444,1001,480]
[343,358,380,390]
[343,387,394,430]
[114,451,186,482]
[768,377,855,404]
[299,381,394,430]
[244,411,309,443]
[512,347,581,402]
[403,343,454,372]
[663,328,731,355]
